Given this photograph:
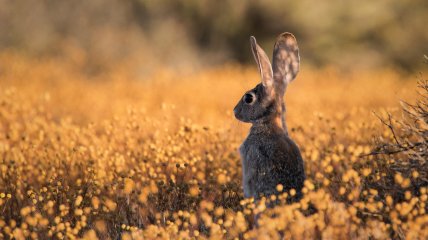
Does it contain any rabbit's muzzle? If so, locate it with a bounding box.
[233,106,243,121]
[233,105,249,123]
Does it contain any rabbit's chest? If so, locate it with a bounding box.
[239,137,280,198]
[240,132,294,175]
[239,136,277,174]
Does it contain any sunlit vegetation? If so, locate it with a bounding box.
[0,54,426,239]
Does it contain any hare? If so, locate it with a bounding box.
[234,32,305,202]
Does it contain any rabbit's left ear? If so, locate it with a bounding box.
[272,32,300,96]
[250,36,274,95]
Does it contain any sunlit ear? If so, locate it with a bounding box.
[272,32,300,96]
[250,36,274,92]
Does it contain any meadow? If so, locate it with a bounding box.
[0,53,427,239]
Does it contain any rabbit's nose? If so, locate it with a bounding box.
[233,107,239,116]
[233,107,241,120]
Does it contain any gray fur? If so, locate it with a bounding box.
[233,33,305,202]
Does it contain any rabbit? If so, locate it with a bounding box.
[233,32,305,203]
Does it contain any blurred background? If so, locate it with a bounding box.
[0,0,427,76]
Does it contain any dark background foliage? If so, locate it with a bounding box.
[1,0,427,72]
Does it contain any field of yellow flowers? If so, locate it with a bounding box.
[0,53,427,239]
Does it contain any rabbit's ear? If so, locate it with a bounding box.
[272,32,300,96]
[250,36,274,94]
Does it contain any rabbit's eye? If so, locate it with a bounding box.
[243,93,255,104]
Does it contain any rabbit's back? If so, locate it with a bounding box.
[240,129,305,200]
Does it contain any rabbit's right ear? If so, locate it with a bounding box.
[250,36,274,96]
[272,32,300,96]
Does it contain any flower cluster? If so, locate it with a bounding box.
[0,54,426,239]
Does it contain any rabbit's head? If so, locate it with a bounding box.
[234,33,300,130]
